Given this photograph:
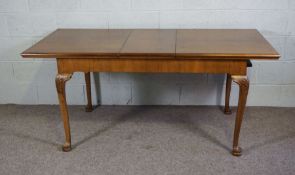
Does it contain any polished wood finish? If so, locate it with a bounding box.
[224,74,232,114]
[22,29,131,58]
[22,29,280,60]
[120,29,176,58]
[21,29,280,156]
[231,75,249,156]
[57,58,247,75]
[176,29,280,59]
[55,73,72,152]
[84,72,93,112]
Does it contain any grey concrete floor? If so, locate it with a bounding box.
[0,105,294,175]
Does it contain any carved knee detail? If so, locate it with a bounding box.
[55,74,72,93]
[232,76,249,92]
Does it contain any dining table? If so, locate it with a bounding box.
[21,29,280,156]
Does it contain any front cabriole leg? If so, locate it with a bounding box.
[56,73,73,152]
[231,75,249,156]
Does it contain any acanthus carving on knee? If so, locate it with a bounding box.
[55,74,72,93]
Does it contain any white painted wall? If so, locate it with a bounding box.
[0,0,294,107]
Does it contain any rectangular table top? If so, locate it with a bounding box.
[22,29,280,60]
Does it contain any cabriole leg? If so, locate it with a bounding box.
[231,75,249,156]
[84,72,93,112]
[224,73,232,114]
[56,73,73,152]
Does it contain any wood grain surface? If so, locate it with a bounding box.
[176,29,279,59]
[120,29,176,58]
[22,29,131,58]
[22,29,280,60]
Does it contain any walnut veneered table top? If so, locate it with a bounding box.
[22,29,280,60]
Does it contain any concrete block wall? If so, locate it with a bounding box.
[0,0,294,107]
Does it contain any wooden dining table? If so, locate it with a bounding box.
[21,29,279,156]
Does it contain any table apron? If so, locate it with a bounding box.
[57,58,247,75]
